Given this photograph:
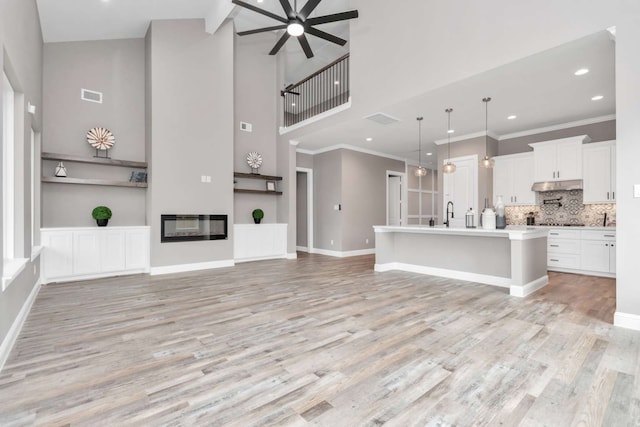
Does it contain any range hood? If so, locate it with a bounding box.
[531,179,583,192]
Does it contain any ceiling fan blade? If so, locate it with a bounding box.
[306,27,347,46]
[269,32,291,55]
[298,34,314,58]
[299,0,322,19]
[278,0,296,19]
[306,10,359,26]
[231,0,288,24]
[237,25,288,36]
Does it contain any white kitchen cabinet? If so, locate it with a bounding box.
[530,135,589,182]
[547,228,615,277]
[41,226,150,283]
[234,224,287,262]
[583,140,616,204]
[580,230,616,275]
[493,152,535,206]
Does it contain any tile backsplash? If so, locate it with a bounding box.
[504,190,616,227]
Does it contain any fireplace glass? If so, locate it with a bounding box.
[161,214,228,243]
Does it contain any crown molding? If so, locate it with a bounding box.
[498,114,616,140]
[434,130,500,145]
[296,144,408,163]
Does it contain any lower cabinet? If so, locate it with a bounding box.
[547,228,615,277]
[234,224,287,262]
[41,226,150,283]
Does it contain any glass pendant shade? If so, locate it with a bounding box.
[415,166,427,177]
[443,161,457,174]
[443,108,456,174]
[480,97,494,168]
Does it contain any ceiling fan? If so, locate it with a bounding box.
[232,0,359,59]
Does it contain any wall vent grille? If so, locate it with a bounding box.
[81,89,103,104]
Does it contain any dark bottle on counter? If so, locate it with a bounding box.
[429,217,435,227]
[526,212,535,226]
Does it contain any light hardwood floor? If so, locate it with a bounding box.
[1,253,638,426]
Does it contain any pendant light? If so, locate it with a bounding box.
[442,108,456,174]
[480,97,494,168]
[415,117,427,177]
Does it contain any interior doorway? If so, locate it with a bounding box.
[296,167,313,252]
[386,171,406,226]
[442,155,478,228]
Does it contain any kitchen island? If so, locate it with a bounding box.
[373,225,548,297]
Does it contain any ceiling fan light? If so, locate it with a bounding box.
[443,162,457,174]
[287,22,305,37]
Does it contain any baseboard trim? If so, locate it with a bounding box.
[235,255,287,263]
[312,248,375,258]
[374,262,512,289]
[614,311,640,331]
[43,268,150,285]
[286,253,298,260]
[0,281,41,372]
[510,275,549,298]
[150,260,234,276]
[296,246,309,252]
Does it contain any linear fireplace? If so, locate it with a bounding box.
[161,214,228,243]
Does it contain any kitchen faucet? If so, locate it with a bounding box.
[445,201,454,227]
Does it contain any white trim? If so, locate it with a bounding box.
[499,114,615,140]
[30,245,43,262]
[235,255,287,263]
[296,167,314,253]
[2,258,28,291]
[547,266,615,278]
[509,276,549,297]
[286,252,297,260]
[386,170,406,226]
[313,248,375,258]
[296,245,309,252]
[42,268,149,285]
[149,259,234,276]
[279,99,352,135]
[0,281,41,372]
[434,130,500,145]
[614,312,640,331]
[296,144,407,163]
[375,262,511,287]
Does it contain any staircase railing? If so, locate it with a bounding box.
[282,53,350,127]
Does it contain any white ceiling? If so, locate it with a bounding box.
[35,2,614,166]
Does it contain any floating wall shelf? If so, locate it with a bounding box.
[234,189,283,195]
[233,172,283,181]
[42,176,148,188]
[42,152,147,168]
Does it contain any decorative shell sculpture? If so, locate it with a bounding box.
[87,127,115,150]
[246,152,263,171]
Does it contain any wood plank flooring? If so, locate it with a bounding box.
[1,253,638,426]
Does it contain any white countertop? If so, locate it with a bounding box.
[373,225,548,240]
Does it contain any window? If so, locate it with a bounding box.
[3,72,15,260]
[407,166,439,225]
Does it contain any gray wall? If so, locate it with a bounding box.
[146,19,234,268]
[234,34,278,224]
[498,120,616,155]
[296,171,308,247]
[437,135,497,222]
[313,149,343,251]
[42,39,146,227]
[341,150,405,251]
[0,0,43,359]
[296,152,314,169]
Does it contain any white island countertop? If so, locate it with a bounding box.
[373,225,548,240]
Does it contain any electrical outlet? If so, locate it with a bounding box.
[330,240,334,246]
[201,175,206,183]
[33,265,36,274]
[206,176,211,183]
[365,238,369,244]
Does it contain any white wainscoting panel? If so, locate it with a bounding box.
[234,224,288,262]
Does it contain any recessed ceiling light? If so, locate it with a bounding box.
[334,80,340,85]
[426,152,433,156]
[447,129,454,134]
[257,0,264,3]
[574,68,589,76]
[365,137,373,142]
[291,103,296,106]
[507,115,517,120]
[591,95,604,101]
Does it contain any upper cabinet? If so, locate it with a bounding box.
[583,140,616,204]
[530,135,590,182]
[493,152,535,206]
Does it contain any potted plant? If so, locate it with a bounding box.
[252,208,264,224]
[92,206,112,227]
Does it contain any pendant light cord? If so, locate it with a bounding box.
[417,117,423,168]
[446,108,452,162]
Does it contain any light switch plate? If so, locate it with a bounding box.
[635,184,640,198]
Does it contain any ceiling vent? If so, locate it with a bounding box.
[364,112,400,125]
[81,88,103,104]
